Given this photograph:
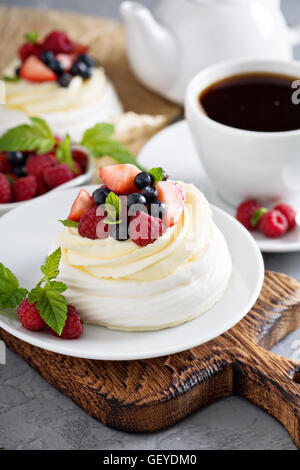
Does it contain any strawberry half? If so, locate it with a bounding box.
[99,164,140,195]
[156,181,185,228]
[19,56,57,82]
[68,189,94,222]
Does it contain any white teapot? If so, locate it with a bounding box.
[120,0,300,104]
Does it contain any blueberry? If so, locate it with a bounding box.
[51,60,64,76]
[7,151,26,166]
[93,186,111,206]
[110,221,129,241]
[40,50,56,66]
[13,165,27,177]
[15,66,21,76]
[162,170,168,181]
[70,61,90,78]
[58,73,72,87]
[141,185,158,203]
[134,172,152,190]
[77,54,97,67]
[126,193,147,208]
[150,200,166,219]
[81,67,92,79]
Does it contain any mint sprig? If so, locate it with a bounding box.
[0,263,28,309]
[24,31,38,44]
[81,123,145,171]
[59,219,79,228]
[0,117,55,154]
[56,134,76,173]
[148,167,164,186]
[104,191,122,225]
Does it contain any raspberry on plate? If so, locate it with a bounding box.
[0,153,13,173]
[43,163,73,189]
[0,173,12,203]
[12,175,37,202]
[236,199,261,230]
[50,305,83,339]
[78,205,104,240]
[42,31,75,54]
[259,209,288,238]
[129,211,163,246]
[18,298,45,331]
[71,148,88,172]
[26,153,55,179]
[274,203,297,231]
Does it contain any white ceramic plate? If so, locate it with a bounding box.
[138,120,300,253]
[0,185,264,360]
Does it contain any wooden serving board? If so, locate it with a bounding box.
[1,271,300,448]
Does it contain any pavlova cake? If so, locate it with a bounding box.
[1,30,122,139]
[56,164,232,331]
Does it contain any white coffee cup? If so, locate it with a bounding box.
[185,59,300,206]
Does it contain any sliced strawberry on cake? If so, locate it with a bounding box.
[19,56,57,82]
[68,189,94,222]
[100,164,140,195]
[156,180,186,228]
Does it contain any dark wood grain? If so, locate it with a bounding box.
[1,271,300,447]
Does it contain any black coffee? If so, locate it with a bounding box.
[199,72,300,132]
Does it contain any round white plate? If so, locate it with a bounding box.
[138,120,300,253]
[0,185,264,360]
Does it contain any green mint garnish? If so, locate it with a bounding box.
[104,191,122,225]
[251,207,267,227]
[148,167,164,186]
[24,31,38,44]
[0,263,28,309]
[2,75,21,83]
[81,123,145,171]
[56,134,76,173]
[59,219,79,228]
[0,117,55,154]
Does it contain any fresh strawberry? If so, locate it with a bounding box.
[42,31,74,54]
[71,148,88,172]
[0,153,13,173]
[129,211,162,246]
[26,154,55,179]
[18,298,45,331]
[19,55,57,82]
[156,181,185,228]
[12,175,37,201]
[274,203,297,231]
[19,42,42,62]
[68,189,94,222]
[78,205,103,239]
[56,53,76,71]
[0,173,12,203]
[43,163,73,189]
[236,199,261,230]
[99,164,140,195]
[259,210,288,238]
[50,305,83,339]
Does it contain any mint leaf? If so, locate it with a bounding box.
[0,306,19,321]
[2,75,20,83]
[105,192,122,223]
[40,247,61,281]
[24,31,38,44]
[56,134,76,173]
[59,219,79,228]
[81,123,145,171]
[0,116,55,154]
[251,207,267,228]
[148,167,164,186]
[48,281,67,293]
[28,286,67,336]
[0,263,28,309]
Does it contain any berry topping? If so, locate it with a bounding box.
[50,305,83,339]
[134,171,152,190]
[129,212,163,246]
[68,189,94,222]
[236,199,261,231]
[71,148,88,172]
[18,298,45,331]
[77,54,97,67]
[156,181,185,228]
[56,53,76,72]
[19,56,57,82]
[99,164,140,195]
[259,210,288,238]
[274,203,297,231]
[126,192,147,208]
[12,175,37,201]
[42,31,75,54]
[110,221,129,241]
[19,42,42,62]
[26,153,54,179]
[78,205,103,240]
[7,151,26,167]
[58,72,72,87]
[141,185,158,203]
[70,59,91,79]
[93,186,111,206]
[150,200,166,219]
[96,218,110,240]
[0,173,12,203]
[43,163,73,189]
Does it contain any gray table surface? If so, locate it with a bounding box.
[0,0,300,451]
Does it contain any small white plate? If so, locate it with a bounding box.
[0,185,264,360]
[138,120,300,253]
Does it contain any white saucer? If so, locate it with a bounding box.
[0,185,264,360]
[138,120,300,253]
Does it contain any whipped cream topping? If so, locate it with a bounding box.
[56,183,232,331]
[0,61,123,140]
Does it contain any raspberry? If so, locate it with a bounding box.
[50,305,83,339]
[274,203,297,231]
[259,210,288,238]
[12,175,37,201]
[71,148,88,172]
[72,160,82,177]
[0,153,13,173]
[36,177,48,196]
[236,199,261,230]
[42,31,74,54]
[19,42,42,62]
[26,154,55,179]
[78,205,103,239]
[129,211,162,246]
[43,163,73,189]
[18,298,45,331]
[0,173,12,203]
